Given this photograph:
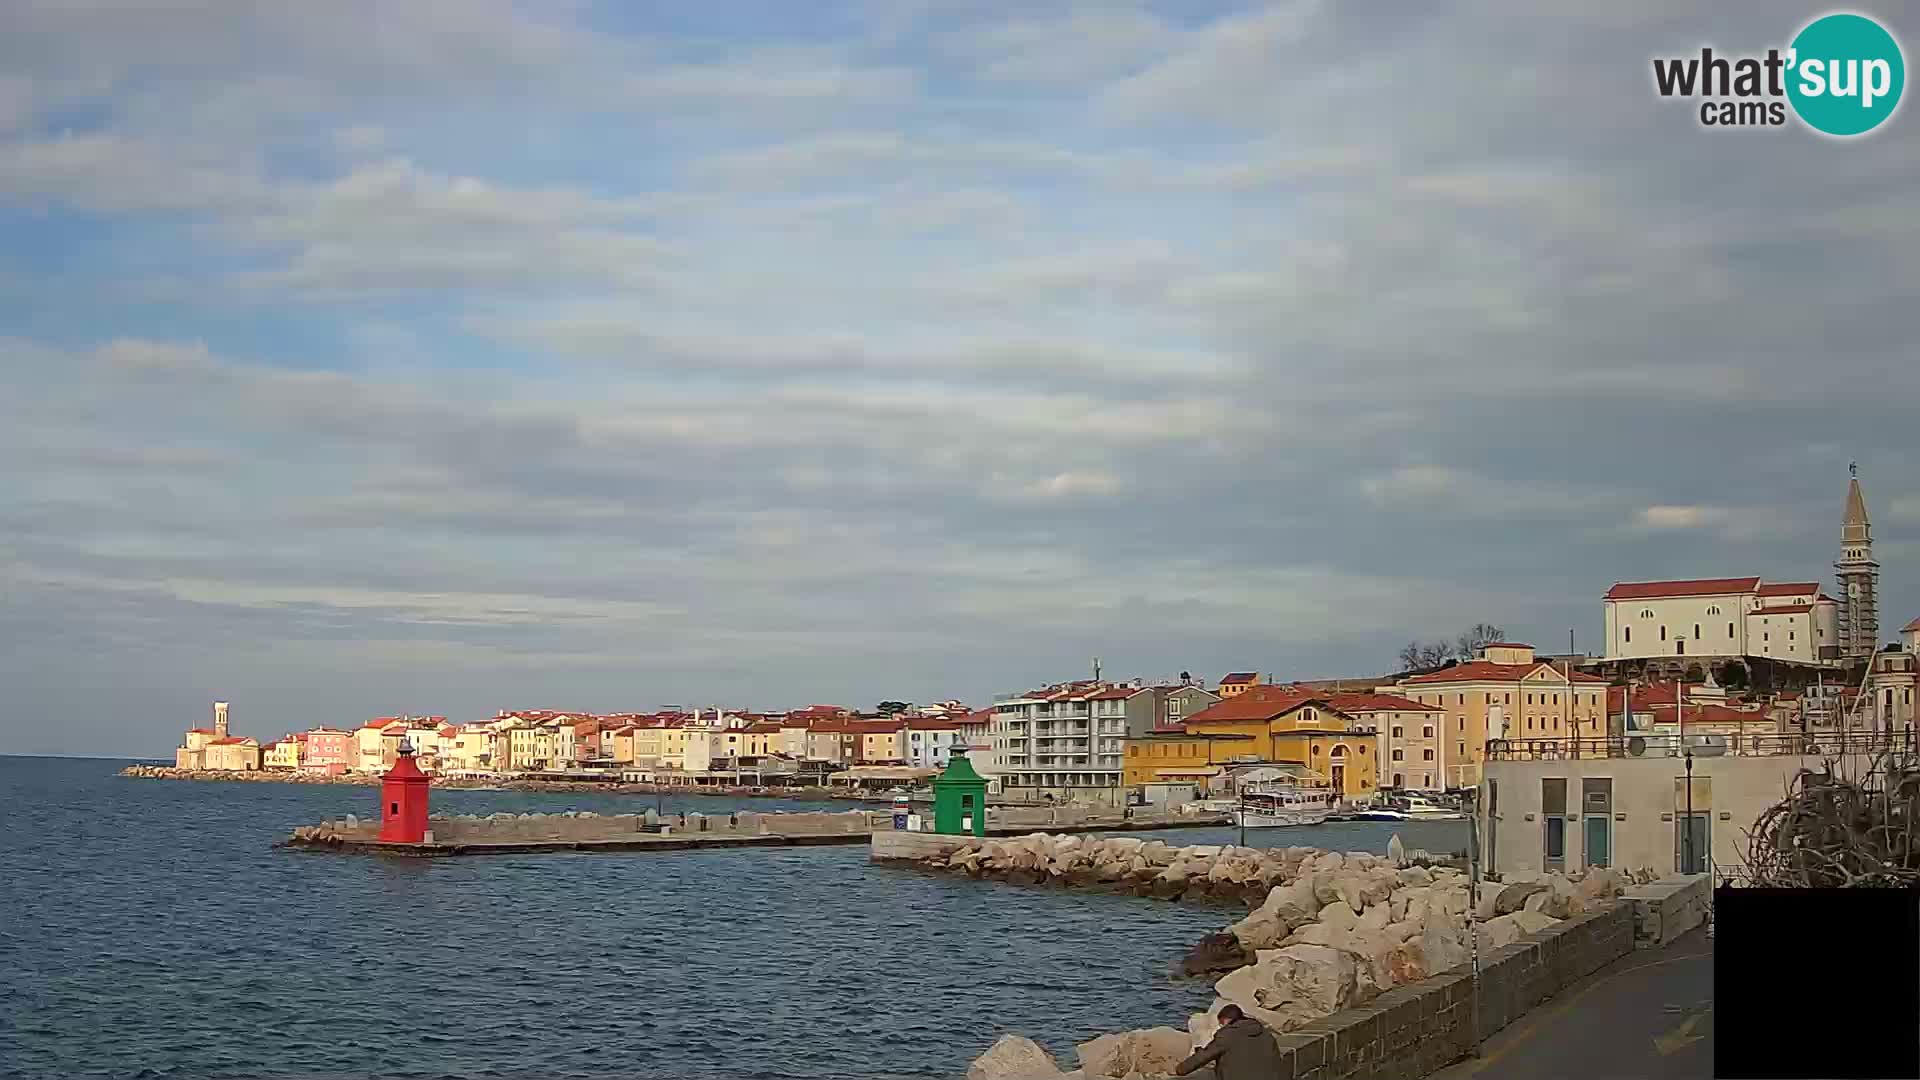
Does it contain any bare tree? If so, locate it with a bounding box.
[1455,623,1506,660]
[1399,640,1457,672]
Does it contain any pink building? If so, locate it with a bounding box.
[301,727,352,775]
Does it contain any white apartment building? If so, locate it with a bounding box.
[989,680,1218,805]
[902,718,965,769]
[989,683,1129,803]
[1602,578,1839,665]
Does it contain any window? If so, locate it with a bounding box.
[1729,622,1735,638]
[1707,605,1721,616]
[1422,725,1434,738]
[1694,624,1701,639]
[1457,693,1464,705]
[1660,625,1667,641]
[1393,773,1404,787]
[1392,749,1404,761]
[1625,627,1631,643]
[1423,749,1435,761]
[1391,725,1403,738]
[1763,633,1769,642]
[1527,694,1533,705]
[1641,608,1654,618]
[1526,718,1534,730]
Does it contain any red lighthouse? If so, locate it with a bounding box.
[378,737,431,843]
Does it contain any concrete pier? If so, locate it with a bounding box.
[284,807,1228,857]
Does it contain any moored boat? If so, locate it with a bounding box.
[1231,780,1337,828]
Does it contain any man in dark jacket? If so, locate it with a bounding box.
[1174,1004,1282,1080]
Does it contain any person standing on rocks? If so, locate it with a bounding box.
[1174,1004,1282,1080]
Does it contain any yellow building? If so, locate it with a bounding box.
[1385,642,1609,789]
[263,737,302,770]
[1122,731,1258,791]
[854,720,905,763]
[174,727,217,769]
[1142,686,1381,797]
[1217,672,1263,698]
[631,723,691,769]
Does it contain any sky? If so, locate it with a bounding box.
[3,1,1918,757]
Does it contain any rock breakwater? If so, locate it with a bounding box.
[955,834,1660,1079]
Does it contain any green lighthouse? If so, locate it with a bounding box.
[931,752,988,836]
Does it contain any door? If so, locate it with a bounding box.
[1330,764,1346,794]
[1674,813,1709,874]
[1544,815,1566,872]
[1584,814,1611,868]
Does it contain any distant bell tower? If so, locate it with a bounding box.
[1836,463,1880,660]
[213,700,230,739]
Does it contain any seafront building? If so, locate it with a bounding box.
[987,679,1221,805]
[1124,686,1382,801]
[1383,643,1610,790]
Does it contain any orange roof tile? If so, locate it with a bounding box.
[1404,661,1606,685]
[1756,582,1819,596]
[1183,685,1321,723]
[1323,692,1442,714]
[1605,577,1760,600]
[1219,672,1260,684]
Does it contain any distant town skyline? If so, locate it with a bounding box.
[3,1,1918,757]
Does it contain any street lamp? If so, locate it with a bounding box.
[1683,746,1695,874]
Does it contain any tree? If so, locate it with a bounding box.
[1683,663,1706,684]
[1455,623,1507,660]
[1716,661,1749,690]
[875,700,912,716]
[1398,640,1456,673]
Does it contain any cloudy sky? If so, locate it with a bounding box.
[3,1,1917,756]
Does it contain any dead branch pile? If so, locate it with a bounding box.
[1746,762,1920,888]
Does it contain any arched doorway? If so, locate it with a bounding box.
[1328,743,1347,795]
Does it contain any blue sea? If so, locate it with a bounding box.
[0,756,1467,1079]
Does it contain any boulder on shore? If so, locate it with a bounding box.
[1076,1026,1192,1078]
[967,1035,1061,1080]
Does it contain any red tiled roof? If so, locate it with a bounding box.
[1645,702,1768,726]
[1756,582,1819,596]
[743,722,784,734]
[1604,577,1760,600]
[1404,661,1607,685]
[903,716,963,731]
[1219,672,1260,684]
[1904,617,1920,633]
[1086,686,1141,701]
[186,728,215,735]
[1183,685,1321,723]
[1323,692,1442,714]
[847,719,905,735]
[208,736,254,746]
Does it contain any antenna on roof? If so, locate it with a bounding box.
[1092,656,1102,682]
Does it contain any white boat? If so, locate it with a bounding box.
[1354,795,1465,822]
[1231,781,1338,828]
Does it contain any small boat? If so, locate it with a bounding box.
[1354,795,1465,822]
[1231,780,1338,828]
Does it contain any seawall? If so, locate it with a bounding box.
[285,807,1228,856]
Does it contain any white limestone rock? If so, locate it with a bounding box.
[1076,1027,1193,1078]
[968,1035,1062,1080]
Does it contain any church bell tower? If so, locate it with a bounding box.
[1835,464,1880,660]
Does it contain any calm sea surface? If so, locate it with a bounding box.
[0,756,1468,1080]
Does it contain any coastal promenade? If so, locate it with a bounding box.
[1428,926,1713,1080]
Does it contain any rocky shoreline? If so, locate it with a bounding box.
[925,834,1657,1080]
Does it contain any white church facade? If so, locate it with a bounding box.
[1601,471,1880,670]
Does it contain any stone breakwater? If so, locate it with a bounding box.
[938,834,1660,1080]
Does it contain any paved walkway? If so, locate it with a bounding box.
[1429,927,1713,1080]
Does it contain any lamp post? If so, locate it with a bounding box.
[1683,746,1695,874]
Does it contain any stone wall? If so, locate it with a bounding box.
[1265,902,1636,1080]
[1621,873,1710,948]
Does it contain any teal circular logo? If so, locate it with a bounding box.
[1787,13,1906,136]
